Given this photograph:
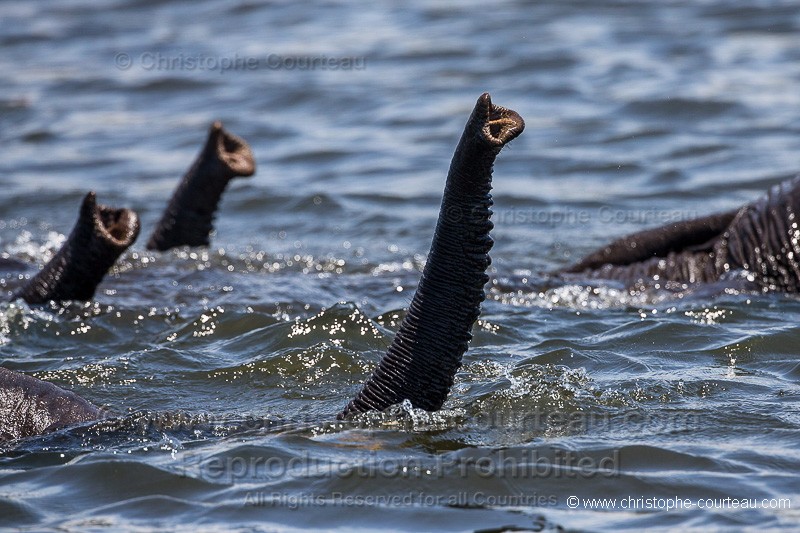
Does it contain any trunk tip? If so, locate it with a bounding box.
[81,190,97,211]
[81,192,141,248]
[472,93,525,147]
[212,123,256,177]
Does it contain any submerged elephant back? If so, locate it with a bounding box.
[0,367,103,441]
[714,177,800,292]
[560,177,800,291]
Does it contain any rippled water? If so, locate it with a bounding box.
[2,1,800,531]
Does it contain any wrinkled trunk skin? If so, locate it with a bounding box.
[339,94,524,419]
[13,192,140,304]
[0,367,103,441]
[562,177,800,291]
[146,122,256,251]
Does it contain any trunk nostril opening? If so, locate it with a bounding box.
[106,221,127,241]
[98,209,135,243]
[222,133,241,155]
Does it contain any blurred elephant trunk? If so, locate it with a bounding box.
[13,192,140,304]
[146,122,255,251]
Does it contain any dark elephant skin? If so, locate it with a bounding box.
[0,367,103,441]
[146,122,256,251]
[12,192,140,304]
[339,93,525,418]
[561,209,739,275]
[561,177,800,290]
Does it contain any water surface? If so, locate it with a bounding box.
[2,1,800,531]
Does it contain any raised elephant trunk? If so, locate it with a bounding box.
[339,93,525,418]
[146,122,256,251]
[13,192,140,304]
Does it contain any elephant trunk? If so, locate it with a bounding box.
[146,122,256,251]
[339,93,524,418]
[13,192,140,304]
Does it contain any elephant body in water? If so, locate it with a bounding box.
[0,94,525,441]
[0,368,103,441]
[561,177,800,292]
[4,95,800,441]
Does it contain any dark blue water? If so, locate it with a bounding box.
[2,1,800,531]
